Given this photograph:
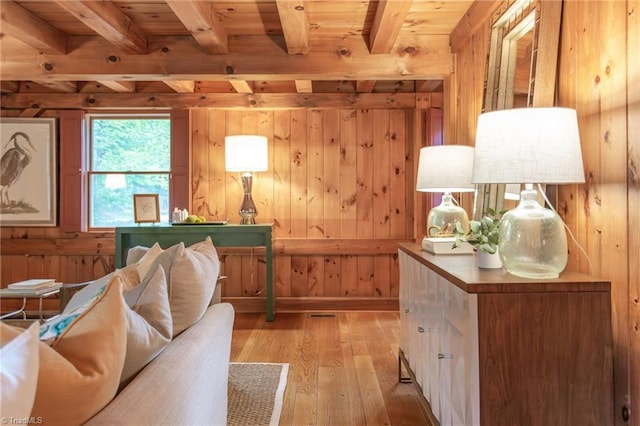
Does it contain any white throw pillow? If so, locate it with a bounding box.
[120,265,172,387]
[0,322,40,420]
[168,237,220,335]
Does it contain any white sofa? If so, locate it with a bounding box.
[86,302,234,425]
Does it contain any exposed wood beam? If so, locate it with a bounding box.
[369,1,413,54]
[275,0,309,55]
[0,1,67,54]
[19,108,42,118]
[356,80,377,93]
[32,80,78,93]
[0,35,452,81]
[295,80,313,93]
[415,80,443,92]
[53,0,147,54]
[97,80,136,93]
[165,0,228,54]
[450,0,502,53]
[229,81,254,94]
[1,92,418,110]
[163,81,195,93]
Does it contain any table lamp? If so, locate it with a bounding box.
[225,135,268,224]
[472,107,585,279]
[416,145,475,237]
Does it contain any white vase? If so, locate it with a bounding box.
[477,249,502,269]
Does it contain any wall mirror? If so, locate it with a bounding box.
[474,0,562,219]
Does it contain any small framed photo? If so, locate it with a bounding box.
[133,194,159,223]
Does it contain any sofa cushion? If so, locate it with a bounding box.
[0,322,40,420]
[169,237,220,335]
[120,265,172,387]
[31,276,128,425]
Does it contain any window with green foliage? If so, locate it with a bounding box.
[88,114,170,228]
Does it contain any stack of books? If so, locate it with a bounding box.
[1,279,62,296]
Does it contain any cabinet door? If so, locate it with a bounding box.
[398,251,412,358]
[424,268,442,420]
[439,278,479,426]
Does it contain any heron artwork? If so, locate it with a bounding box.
[1,131,36,206]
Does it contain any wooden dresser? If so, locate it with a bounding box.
[398,243,613,426]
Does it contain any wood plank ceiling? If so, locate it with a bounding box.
[0,0,475,111]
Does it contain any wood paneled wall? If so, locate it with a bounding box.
[2,105,448,314]
[189,109,417,310]
[449,1,639,423]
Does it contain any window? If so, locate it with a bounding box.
[87,114,170,228]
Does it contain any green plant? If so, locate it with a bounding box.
[453,208,504,254]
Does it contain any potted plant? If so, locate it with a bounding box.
[453,208,504,268]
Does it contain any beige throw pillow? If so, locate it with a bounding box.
[169,237,220,335]
[31,277,128,425]
[120,265,172,387]
[0,322,40,420]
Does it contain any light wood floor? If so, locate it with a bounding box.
[230,311,430,426]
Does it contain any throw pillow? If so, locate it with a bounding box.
[169,236,220,335]
[31,276,128,425]
[62,263,139,314]
[120,265,172,387]
[132,242,164,278]
[0,322,40,420]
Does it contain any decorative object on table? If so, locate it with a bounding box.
[454,208,504,268]
[225,135,268,224]
[472,107,585,279]
[421,236,474,255]
[415,145,475,254]
[0,117,57,227]
[133,194,160,223]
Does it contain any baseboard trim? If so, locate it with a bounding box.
[222,296,399,313]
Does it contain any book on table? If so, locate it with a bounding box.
[8,278,57,290]
[421,237,474,255]
[1,282,62,296]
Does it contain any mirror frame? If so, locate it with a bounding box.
[474,0,563,219]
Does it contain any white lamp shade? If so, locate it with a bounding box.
[472,107,585,184]
[416,145,476,192]
[225,135,268,172]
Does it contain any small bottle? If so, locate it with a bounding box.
[181,208,188,222]
[172,207,181,223]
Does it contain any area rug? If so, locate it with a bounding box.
[227,362,289,426]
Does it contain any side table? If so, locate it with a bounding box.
[0,288,61,322]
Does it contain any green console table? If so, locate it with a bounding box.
[115,224,274,321]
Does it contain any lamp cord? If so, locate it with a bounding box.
[537,183,594,276]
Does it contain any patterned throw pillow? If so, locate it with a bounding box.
[31,276,128,424]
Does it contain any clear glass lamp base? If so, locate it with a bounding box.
[498,188,568,279]
[239,173,257,225]
[426,193,470,237]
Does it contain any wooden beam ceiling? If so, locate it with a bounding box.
[53,0,148,54]
[0,1,67,54]
[0,35,452,81]
[165,0,228,54]
[275,0,310,55]
[369,1,414,54]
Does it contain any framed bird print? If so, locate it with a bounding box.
[0,117,57,226]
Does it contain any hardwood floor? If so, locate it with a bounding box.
[230,311,430,426]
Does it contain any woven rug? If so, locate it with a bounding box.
[227,362,289,426]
